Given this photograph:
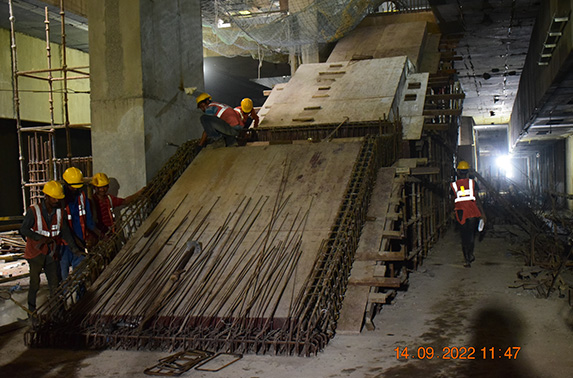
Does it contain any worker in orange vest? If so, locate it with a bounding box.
[20,180,83,313]
[234,98,259,128]
[196,92,243,148]
[91,172,145,236]
[450,161,486,267]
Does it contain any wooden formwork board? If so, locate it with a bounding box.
[259,57,408,128]
[337,167,396,334]
[85,141,364,322]
[326,22,428,69]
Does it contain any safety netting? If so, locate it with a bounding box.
[200,0,388,60]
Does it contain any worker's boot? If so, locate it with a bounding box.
[462,245,471,267]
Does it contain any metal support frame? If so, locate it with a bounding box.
[8,0,91,212]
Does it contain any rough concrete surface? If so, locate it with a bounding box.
[1,229,571,378]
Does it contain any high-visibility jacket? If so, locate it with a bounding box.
[66,191,88,240]
[205,102,242,127]
[94,194,124,235]
[451,178,481,224]
[234,107,259,128]
[24,204,63,259]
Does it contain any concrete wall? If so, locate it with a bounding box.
[0,28,90,124]
[89,0,204,197]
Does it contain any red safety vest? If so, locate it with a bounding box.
[24,204,63,259]
[208,102,242,127]
[451,178,481,224]
[233,107,259,127]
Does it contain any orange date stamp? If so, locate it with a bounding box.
[394,346,521,360]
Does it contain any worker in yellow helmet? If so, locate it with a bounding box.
[450,160,486,267]
[195,92,242,148]
[61,167,98,281]
[234,98,259,128]
[91,172,145,236]
[20,180,82,313]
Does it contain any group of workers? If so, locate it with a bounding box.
[20,92,257,316]
[20,167,143,314]
[196,93,259,148]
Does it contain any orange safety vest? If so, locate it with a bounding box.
[451,178,481,224]
[208,102,242,127]
[24,204,63,259]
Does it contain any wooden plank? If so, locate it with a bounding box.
[348,276,402,288]
[381,230,404,239]
[368,291,393,304]
[423,109,462,116]
[425,93,465,100]
[411,167,440,175]
[337,285,369,334]
[423,123,450,131]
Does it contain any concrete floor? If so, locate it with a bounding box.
[0,228,572,378]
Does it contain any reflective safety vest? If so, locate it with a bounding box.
[207,102,241,127]
[451,178,476,203]
[66,191,87,239]
[32,203,62,237]
[25,203,63,259]
[210,102,231,118]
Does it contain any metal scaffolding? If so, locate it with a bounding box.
[8,0,91,212]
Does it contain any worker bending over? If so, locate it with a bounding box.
[196,92,243,148]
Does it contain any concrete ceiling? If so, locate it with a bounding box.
[454,0,540,126]
[2,0,573,158]
[0,0,88,51]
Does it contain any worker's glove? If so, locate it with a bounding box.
[184,87,197,96]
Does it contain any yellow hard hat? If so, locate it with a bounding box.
[91,172,110,187]
[42,180,65,199]
[62,167,84,188]
[457,161,470,170]
[196,92,212,107]
[241,98,253,113]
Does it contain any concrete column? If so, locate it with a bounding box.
[89,0,204,196]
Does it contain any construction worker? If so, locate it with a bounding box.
[91,172,145,236]
[451,161,486,267]
[60,167,98,280]
[196,92,242,148]
[20,181,82,313]
[234,98,259,128]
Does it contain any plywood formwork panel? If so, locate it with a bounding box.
[84,141,363,322]
[326,22,428,69]
[260,57,409,128]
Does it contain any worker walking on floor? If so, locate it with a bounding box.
[196,92,243,148]
[451,160,486,267]
[60,167,98,280]
[91,172,145,236]
[20,180,83,313]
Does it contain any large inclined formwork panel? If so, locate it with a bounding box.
[259,56,409,128]
[37,138,382,355]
